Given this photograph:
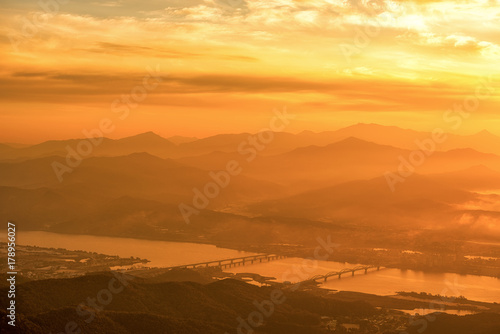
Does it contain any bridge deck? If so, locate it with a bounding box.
[164,253,286,270]
[306,265,381,283]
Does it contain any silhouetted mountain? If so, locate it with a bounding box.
[0,186,91,230]
[242,138,408,190]
[250,175,475,228]
[177,135,500,193]
[0,156,66,188]
[48,195,256,238]
[310,123,500,156]
[324,123,428,147]
[177,137,407,191]
[3,138,114,160]
[428,165,500,190]
[2,126,500,244]
[0,142,30,149]
[0,132,176,160]
[261,138,500,190]
[98,131,177,157]
[423,148,500,174]
[176,132,311,157]
[3,125,500,162]
[0,143,14,154]
[0,153,286,206]
[167,135,198,144]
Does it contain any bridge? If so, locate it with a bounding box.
[164,254,286,271]
[306,265,381,283]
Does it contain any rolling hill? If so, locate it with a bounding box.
[249,174,476,228]
[0,152,286,206]
[428,165,500,191]
[0,274,376,334]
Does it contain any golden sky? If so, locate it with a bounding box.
[1,0,500,143]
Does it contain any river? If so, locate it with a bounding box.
[9,231,500,304]
[11,231,257,268]
[227,257,500,303]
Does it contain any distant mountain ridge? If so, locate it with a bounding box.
[3,124,500,161]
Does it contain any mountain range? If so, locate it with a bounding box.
[4,123,500,161]
[1,123,500,243]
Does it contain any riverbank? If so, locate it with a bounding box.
[323,290,500,314]
[6,228,500,279]
[216,242,500,279]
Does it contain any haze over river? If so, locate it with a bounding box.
[12,231,500,304]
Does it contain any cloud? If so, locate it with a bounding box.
[1,0,499,140]
[1,70,489,115]
[402,32,500,58]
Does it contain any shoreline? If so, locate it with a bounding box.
[7,229,500,280]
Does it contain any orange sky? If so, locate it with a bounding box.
[1,0,500,143]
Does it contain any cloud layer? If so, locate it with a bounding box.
[1,0,500,142]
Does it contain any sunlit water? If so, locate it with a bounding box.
[6,231,500,303]
[396,309,478,316]
[228,258,500,304]
[322,268,500,304]
[9,231,257,268]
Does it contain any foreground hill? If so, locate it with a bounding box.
[1,273,499,334]
[0,273,374,334]
[405,313,500,334]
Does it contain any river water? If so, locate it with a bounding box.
[11,231,257,268]
[227,257,500,303]
[10,231,500,304]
